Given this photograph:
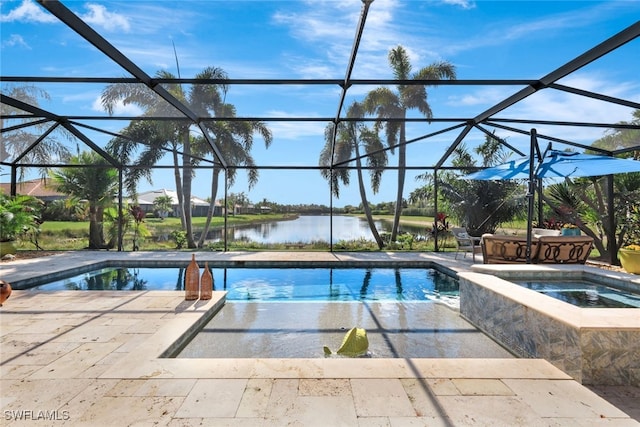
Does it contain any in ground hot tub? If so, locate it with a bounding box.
[459,264,640,387]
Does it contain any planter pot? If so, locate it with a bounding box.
[561,228,580,236]
[0,241,17,257]
[618,248,640,274]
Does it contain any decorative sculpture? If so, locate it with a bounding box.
[323,327,369,357]
[184,254,200,300]
[200,262,213,300]
[0,280,12,306]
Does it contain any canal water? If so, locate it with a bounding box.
[205,215,428,244]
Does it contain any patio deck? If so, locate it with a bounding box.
[1,251,638,426]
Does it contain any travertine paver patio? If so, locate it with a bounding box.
[1,251,638,426]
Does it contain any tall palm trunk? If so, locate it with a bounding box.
[354,140,384,248]
[391,121,407,241]
[172,148,186,229]
[181,130,196,248]
[197,167,221,248]
[88,204,106,249]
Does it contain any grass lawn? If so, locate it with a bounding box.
[29,214,296,251]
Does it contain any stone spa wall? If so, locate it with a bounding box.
[458,271,640,387]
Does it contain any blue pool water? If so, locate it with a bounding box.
[16,267,459,302]
[515,280,640,308]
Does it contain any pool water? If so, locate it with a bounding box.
[177,301,514,359]
[17,267,459,303]
[515,280,640,308]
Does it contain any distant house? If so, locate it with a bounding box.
[259,206,272,214]
[134,189,220,217]
[0,178,66,202]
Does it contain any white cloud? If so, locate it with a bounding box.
[496,74,639,143]
[264,110,326,140]
[0,0,57,23]
[439,2,626,58]
[272,0,403,79]
[2,34,30,49]
[91,96,143,116]
[79,3,130,32]
[446,87,517,108]
[437,72,639,150]
[441,0,476,10]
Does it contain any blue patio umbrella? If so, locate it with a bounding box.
[537,150,640,178]
[464,149,640,263]
[465,150,640,181]
[464,157,531,180]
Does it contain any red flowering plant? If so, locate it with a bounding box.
[535,217,562,230]
[129,205,146,251]
[431,212,450,236]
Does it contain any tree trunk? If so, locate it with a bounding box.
[181,130,196,248]
[391,123,406,241]
[354,141,384,249]
[88,204,106,249]
[172,149,186,229]
[197,168,221,248]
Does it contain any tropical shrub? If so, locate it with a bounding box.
[0,194,43,242]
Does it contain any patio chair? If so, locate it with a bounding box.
[451,227,482,262]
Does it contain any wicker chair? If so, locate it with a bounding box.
[451,227,482,262]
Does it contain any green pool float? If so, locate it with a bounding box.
[323,327,369,357]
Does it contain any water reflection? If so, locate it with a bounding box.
[203,215,428,244]
[517,280,640,308]
[61,268,150,291]
[24,267,459,302]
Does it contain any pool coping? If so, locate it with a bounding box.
[468,264,640,329]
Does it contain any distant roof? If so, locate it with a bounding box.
[0,179,64,198]
[136,189,212,206]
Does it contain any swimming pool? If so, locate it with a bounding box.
[514,279,640,308]
[15,265,513,359]
[15,266,460,303]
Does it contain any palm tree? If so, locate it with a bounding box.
[102,67,228,248]
[363,46,456,241]
[319,101,387,248]
[51,151,118,249]
[1,85,71,180]
[194,103,272,248]
[409,173,433,209]
[153,195,173,220]
[439,138,524,236]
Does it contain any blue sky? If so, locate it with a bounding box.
[1,0,639,207]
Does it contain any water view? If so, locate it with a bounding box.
[205,215,428,244]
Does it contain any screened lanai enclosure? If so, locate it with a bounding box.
[1,1,640,260]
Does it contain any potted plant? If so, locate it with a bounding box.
[0,194,43,256]
[561,223,580,236]
[618,245,640,274]
[619,206,640,273]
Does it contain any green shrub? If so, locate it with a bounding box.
[170,230,187,249]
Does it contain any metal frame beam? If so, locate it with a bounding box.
[36,0,228,169]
